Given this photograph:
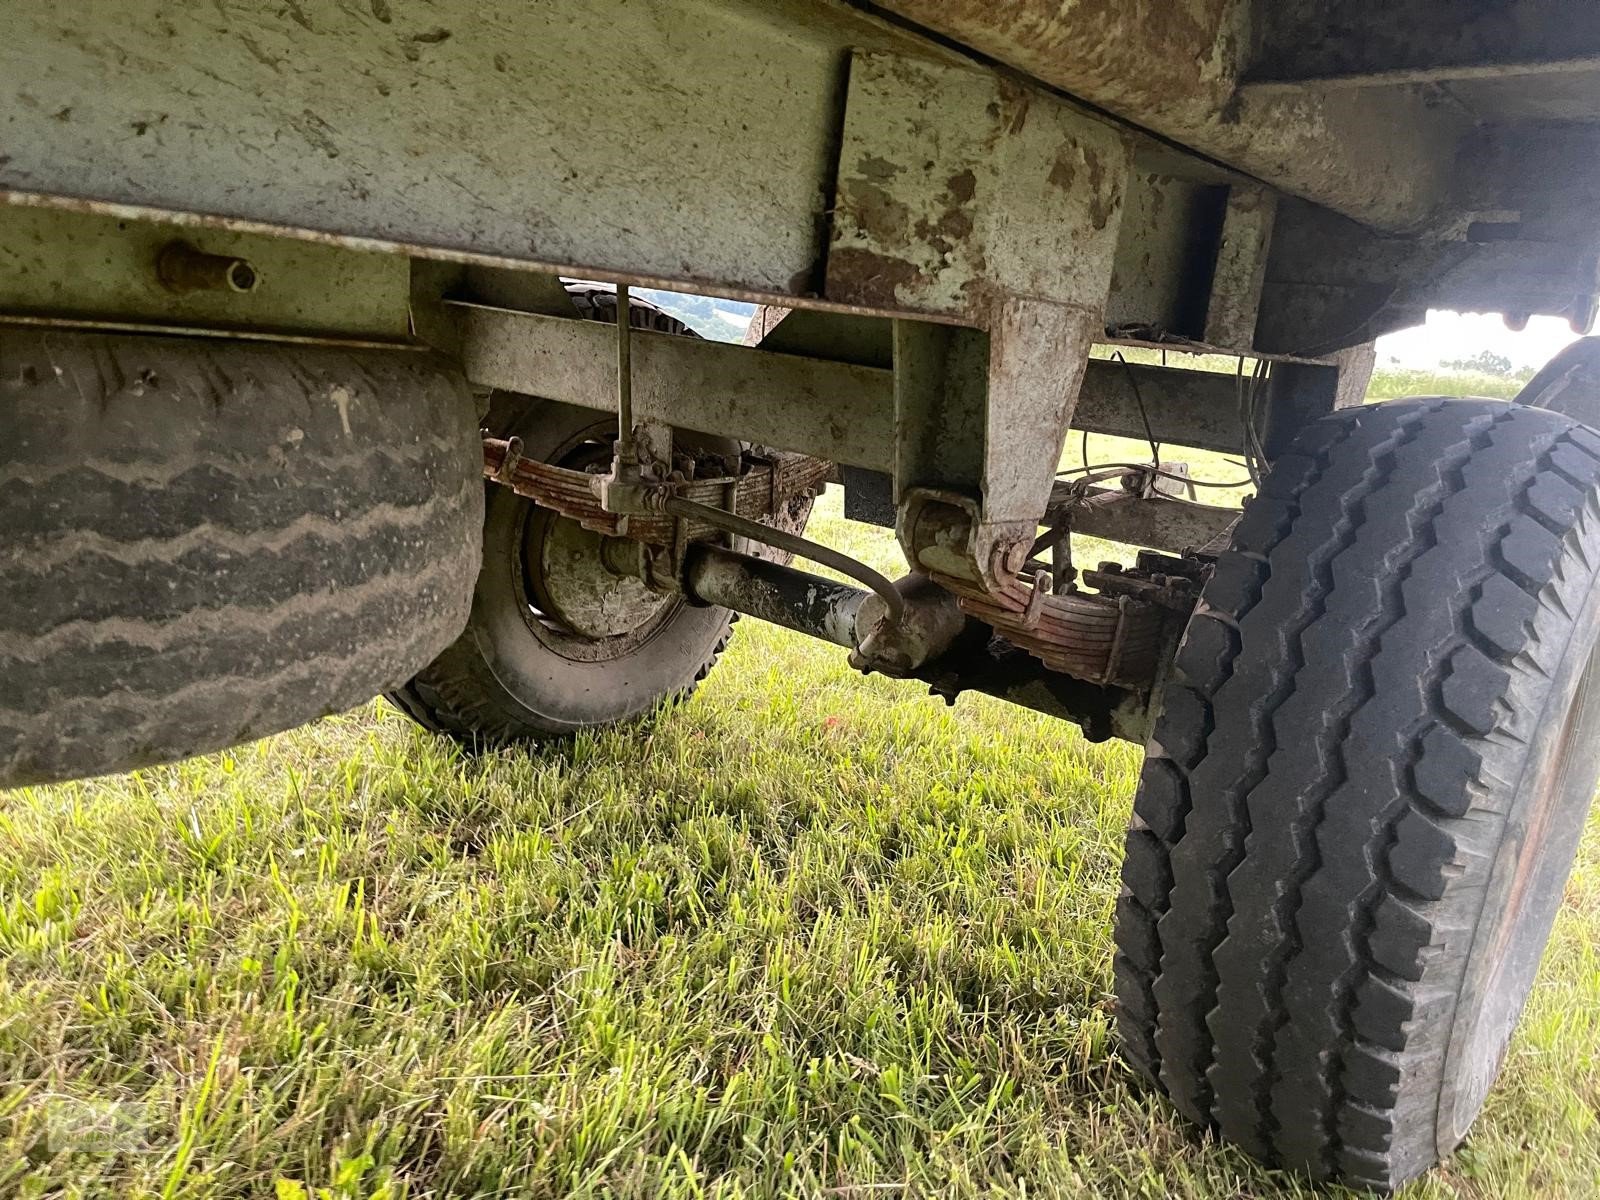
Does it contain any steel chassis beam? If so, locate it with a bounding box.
[871,0,1464,234]
[458,303,896,471]
[0,0,1384,603]
[459,299,1369,565]
[4,0,1594,345]
[454,302,1311,471]
[2,1,1132,328]
[1249,1,1600,90]
[1062,489,1238,555]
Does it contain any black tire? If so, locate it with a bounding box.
[0,328,482,788]
[389,288,742,743]
[1517,335,1600,426]
[1115,397,1600,1191]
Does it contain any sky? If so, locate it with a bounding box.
[1375,310,1582,370]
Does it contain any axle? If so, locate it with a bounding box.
[680,545,1149,743]
[684,545,864,650]
[481,433,1180,743]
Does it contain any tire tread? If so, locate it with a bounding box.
[1114,398,1600,1190]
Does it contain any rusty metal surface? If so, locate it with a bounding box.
[463,302,1270,484]
[934,571,1167,689]
[488,428,904,636]
[528,505,674,641]
[891,325,987,510]
[683,525,1172,729]
[5,0,1598,346]
[1059,487,1238,554]
[0,188,964,328]
[1258,199,1600,355]
[0,313,420,353]
[826,50,1130,321]
[3,0,1152,329]
[684,545,1150,743]
[1203,186,1277,348]
[1106,169,1229,339]
[156,240,259,295]
[743,307,895,369]
[666,493,906,626]
[0,0,908,300]
[851,572,968,674]
[490,431,1174,691]
[889,302,1102,590]
[684,545,866,650]
[983,300,1102,530]
[483,436,830,547]
[769,155,1260,352]
[741,304,1309,458]
[1072,360,1252,457]
[824,44,1204,603]
[870,0,1464,234]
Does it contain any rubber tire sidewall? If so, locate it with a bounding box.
[1435,510,1600,1151]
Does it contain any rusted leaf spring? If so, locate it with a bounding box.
[484,432,1164,690]
[482,435,830,545]
[937,573,1166,688]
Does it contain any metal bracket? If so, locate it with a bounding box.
[825,51,1130,592]
[494,434,524,484]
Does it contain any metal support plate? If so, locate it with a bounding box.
[1063,488,1238,554]
[827,50,1130,583]
[873,0,1467,234]
[1073,360,1259,457]
[1203,186,1278,349]
[827,51,1130,323]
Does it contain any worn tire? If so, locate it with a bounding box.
[390,288,741,743]
[0,329,482,788]
[386,401,740,742]
[1115,397,1600,1191]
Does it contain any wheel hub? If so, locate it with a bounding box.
[525,510,669,640]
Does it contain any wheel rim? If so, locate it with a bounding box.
[1447,633,1600,1141]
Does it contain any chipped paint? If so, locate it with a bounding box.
[875,0,1464,233]
[825,51,1130,323]
[825,247,926,311]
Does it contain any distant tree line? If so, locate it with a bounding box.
[1441,350,1535,381]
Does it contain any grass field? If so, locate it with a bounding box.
[1366,368,1525,402]
[3,393,1597,1197]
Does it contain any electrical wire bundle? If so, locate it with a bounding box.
[1059,350,1263,494]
